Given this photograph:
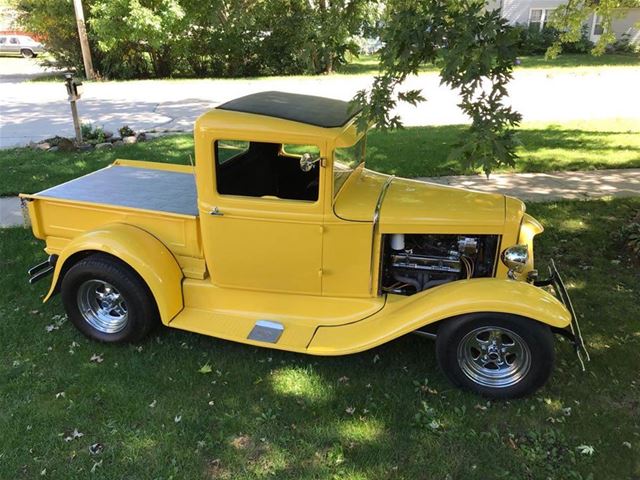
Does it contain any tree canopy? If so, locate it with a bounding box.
[17,0,378,79]
[354,0,639,175]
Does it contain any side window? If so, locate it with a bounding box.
[0,37,6,45]
[214,140,320,202]
[10,37,19,44]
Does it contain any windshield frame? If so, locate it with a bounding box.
[332,134,366,201]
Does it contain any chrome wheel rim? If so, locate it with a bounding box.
[457,326,531,388]
[77,280,128,334]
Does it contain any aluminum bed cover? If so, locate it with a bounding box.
[35,165,198,216]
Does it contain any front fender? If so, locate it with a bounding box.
[44,223,183,325]
[307,278,571,355]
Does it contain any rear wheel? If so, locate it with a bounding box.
[20,49,34,58]
[61,254,159,343]
[435,313,555,399]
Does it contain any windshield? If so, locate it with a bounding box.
[333,136,366,199]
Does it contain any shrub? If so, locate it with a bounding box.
[610,33,638,53]
[118,125,135,138]
[512,23,593,56]
[562,25,594,54]
[80,123,106,143]
[513,24,558,55]
[620,212,640,262]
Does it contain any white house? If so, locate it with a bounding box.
[489,0,640,44]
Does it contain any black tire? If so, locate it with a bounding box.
[61,253,159,343]
[435,313,555,399]
[20,49,34,58]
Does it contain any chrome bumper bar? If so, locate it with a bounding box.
[535,259,590,371]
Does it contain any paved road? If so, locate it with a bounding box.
[1,58,639,147]
[3,168,639,228]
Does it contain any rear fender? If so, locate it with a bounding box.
[44,223,183,325]
[308,278,571,355]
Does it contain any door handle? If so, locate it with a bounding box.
[209,207,224,216]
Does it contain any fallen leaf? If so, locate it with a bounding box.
[63,428,84,442]
[89,443,104,455]
[90,354,104,363]
[577,444,595,456]
[198,363,212,374]
[90,460,103,473]
[55,392,65,399]
[149,399,157,408]
[345,406,355,415]
[174,415,182,423]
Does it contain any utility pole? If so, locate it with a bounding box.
[72,0,95,80]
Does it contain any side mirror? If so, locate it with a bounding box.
[299,153,320,172]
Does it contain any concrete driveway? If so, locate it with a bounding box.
[1,59,639,147]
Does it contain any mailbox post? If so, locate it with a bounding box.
[64,74,84,145]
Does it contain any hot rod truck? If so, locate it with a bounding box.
[21,91,588,398]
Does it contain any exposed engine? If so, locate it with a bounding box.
[380,234,499,295]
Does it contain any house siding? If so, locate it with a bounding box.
[610,8,640,44]
[501,0,566,26]
[499,0,640,43]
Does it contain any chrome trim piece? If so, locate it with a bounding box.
[412,330,437,340]
[369,175,395,294]
[247,320,284,343]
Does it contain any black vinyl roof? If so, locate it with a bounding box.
[216,91,362,128]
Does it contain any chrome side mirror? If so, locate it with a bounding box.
[299,153,320,172]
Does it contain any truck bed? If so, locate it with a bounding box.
[22,160,206,279]
[35,164,198,216]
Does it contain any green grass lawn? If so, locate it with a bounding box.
[1,197,639,478]
[336,53,640,75]
[2,119,639,197]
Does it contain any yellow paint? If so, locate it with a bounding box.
[308,278,571,355]
[44,223,184,324]
[21,103,570,356]
[519,213,544,275]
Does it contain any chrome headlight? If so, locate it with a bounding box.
[501,245,529,274]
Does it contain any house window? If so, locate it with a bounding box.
[214,140,320,201]
[592,14,604,36]
[529,8,555,31]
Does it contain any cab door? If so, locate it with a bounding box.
[198,138,325,295]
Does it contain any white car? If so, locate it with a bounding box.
[0,34,44,58]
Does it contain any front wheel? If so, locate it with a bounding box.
[61,253,159,343]
[435,313,555,399]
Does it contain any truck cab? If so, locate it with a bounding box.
[21,91,587,398]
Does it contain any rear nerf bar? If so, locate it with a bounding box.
[535,259,590,371]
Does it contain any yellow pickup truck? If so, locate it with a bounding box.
[21,91,587,398]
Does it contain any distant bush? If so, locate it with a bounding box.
[610,33,639,54]
[513,24,593,55]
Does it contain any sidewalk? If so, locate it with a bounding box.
[1,169,639,228]
[418,168,640,202]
